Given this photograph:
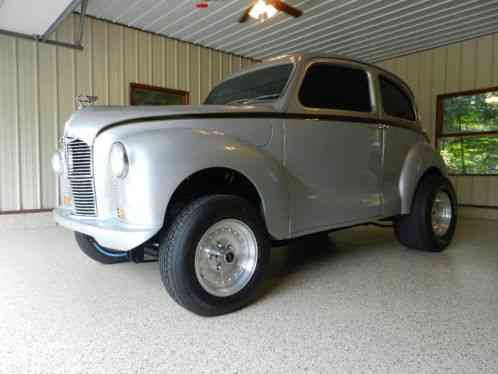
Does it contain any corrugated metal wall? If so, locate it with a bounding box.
[377,32,498,212]
[0,15,254,213]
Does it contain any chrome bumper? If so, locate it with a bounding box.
[53,208,162,251]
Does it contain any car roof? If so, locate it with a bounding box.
[264,53,415,97]
[212,53,416,105]
[264,53,387,74]
[225,53,415,100]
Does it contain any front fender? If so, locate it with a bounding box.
[399,142,448,214]
[119,128,290,240]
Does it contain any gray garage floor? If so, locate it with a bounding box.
[1,218,497,374]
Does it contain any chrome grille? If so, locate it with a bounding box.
[64,138,97,216]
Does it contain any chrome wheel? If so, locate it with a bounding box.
[194,219,258,297]
[431,191,453,237]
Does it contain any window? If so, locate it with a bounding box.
[379,76,416,121]
[299,63,372,112]
[130,83,189,105]
[205,64,293,105]
[437,87,498,176]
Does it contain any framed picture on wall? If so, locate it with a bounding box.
[130,83,189,106]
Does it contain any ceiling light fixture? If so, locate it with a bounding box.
[249,0,278,21]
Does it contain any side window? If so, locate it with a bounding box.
[379,76,416,121]
[299,63,372,112]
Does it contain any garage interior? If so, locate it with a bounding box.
[1,0,497,372]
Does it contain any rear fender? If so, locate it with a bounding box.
[399,142,448,214]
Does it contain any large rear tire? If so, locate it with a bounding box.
[394,174,457,251]
[75,232,130,264]
[159,195,270,316]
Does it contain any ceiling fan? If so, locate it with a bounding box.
[239,0,303,23]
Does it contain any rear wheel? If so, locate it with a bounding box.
[394,174,457,251]
[75,232,130,264]
[159,195,270,316]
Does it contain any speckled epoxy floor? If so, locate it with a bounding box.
[1,219,497,374]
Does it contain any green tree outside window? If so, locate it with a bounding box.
[438,90,498,175]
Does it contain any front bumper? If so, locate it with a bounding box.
[54,208,162,251]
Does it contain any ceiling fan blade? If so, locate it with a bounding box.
[268,0,303,18]
[239,6,253,23]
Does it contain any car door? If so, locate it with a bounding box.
[377,75,425,217]
[285,61,383,236]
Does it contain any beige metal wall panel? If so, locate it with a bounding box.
[446,44,461,93]
[494,34,498,85]
[151,35,165,88]
[418,50,434,137]
[242,58,253,69]
[38,43,58,209]
[165,40,177,89]
[124,27,138,104]
[0,36,20,211]
[431,48,447,140]
[476,35,493,88]
[138,32,151,85]
[489,179,498,207]
[200,47,211,103]
[222,54,232,77]
[108,23,124,106]
[211,50,222,88]
[75,17,93,104]
[0,15,255,213]
[459,207,498,220]
[92,19,109,105]
[457,178,473,205]
[56,19,76,137]
[177,41,189,93]
[231,55,242,74]
[380,32,498,217]
[461,39,477,91]
[472,177,490,206]
[406,55,420,99]
[190,46,196,100]
[189,45,200,105]
[18,39,40,210]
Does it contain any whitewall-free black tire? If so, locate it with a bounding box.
[394,174,457,251]
[159,195,270,316]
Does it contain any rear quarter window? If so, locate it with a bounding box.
[299,63,372,112]
[379,76,416,121]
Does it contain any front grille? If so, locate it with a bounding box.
[64,138,97,217]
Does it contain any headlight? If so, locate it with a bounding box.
[51,150,64,175]
[110,142,129,179]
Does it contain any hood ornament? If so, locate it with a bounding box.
[75,95,98,110]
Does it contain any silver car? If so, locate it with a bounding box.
[52,53,457,316]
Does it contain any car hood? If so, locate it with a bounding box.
[64,104,279,145]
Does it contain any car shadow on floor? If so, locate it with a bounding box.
[272,233,340,275]
[257,220,466,304]
[256,225,422,301]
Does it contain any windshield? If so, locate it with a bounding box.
[205,63,294,105]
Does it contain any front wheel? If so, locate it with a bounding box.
[394,174,457,251]
[75,232,130,264]
[159,195,270,316]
